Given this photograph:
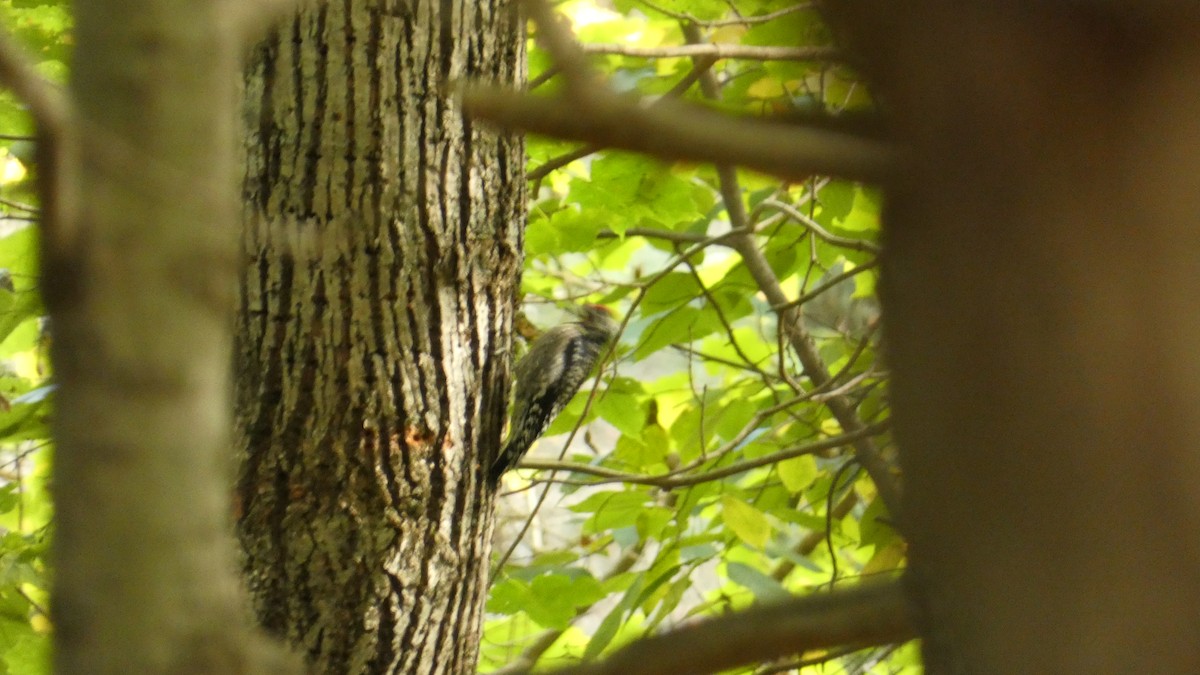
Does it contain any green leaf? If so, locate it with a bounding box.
[713,395,758,441]
[0,291,42,349]
[721,495,771,548]
[635,506,672,540]
[524,573,605,629]
[725,561,789,602]
[584,600,625,660]
[0,486,18,517]
[612,434,658,471]
[837,186,882,233]
[640,273,700,314]
[594,388,643,437]
[778,455,818,493]
[634,307,718,361]
[485,578,531,615]
[570,491,652,532]
[584,572,647,660]
[859,495,897,549]
[3,630,48,675]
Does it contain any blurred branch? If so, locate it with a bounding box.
[526,56,716,187]
[0,27,71,254]
[229,0,311,45]
[464,2,887,182]
[783,259,880,311]
[532,581,914,675]
[524,0,601,100]
[0,30,66,137]
[582,43,839,62]
[462,87,889,183]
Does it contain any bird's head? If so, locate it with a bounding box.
[578,304,619,340]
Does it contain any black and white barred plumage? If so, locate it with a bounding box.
[490,305,618,485]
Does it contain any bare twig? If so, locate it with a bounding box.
[778,259,879,311]
[534,581,914,675]
[761,198,881,254]
[582,42,839,62]
[519,420,889,489]
[771,490,860,582]
[0,197,38,214]
[636,0,815,28]
[677,22,903,524]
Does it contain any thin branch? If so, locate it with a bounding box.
[0,197,38,214]
[527,65,560,91]
[582,42,839,62]
[519,420,889,488]
[635,0,815,28]
[677,21,903,525]
[761,198,881,254]
[534,581,914,675]
[779,259,879,312]
[528,144,597,186]
[16,586,47,618]
[771,490,860,582]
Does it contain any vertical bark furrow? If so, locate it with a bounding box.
[304,6,330,219]
[287,16,307,215]
[340,1,359,213]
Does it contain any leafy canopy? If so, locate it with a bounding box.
[484,2,908,673]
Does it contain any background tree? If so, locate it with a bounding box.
[31,0,308,672]
[829,3,1200,671]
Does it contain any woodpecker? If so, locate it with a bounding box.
[490,304,618,485]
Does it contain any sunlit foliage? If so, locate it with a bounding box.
[482,2,907,673]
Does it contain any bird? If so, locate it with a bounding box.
[489,304,618,485]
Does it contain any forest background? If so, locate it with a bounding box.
[0,1,908,672]
[0,0,1193,674]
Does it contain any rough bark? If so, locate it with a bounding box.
[837,4,1200,672]
[234,1,524,673]
[49,1,295,672]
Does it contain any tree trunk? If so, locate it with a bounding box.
[50,1,294,672]
[839,4,1200,672]
[234,1,524,672]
